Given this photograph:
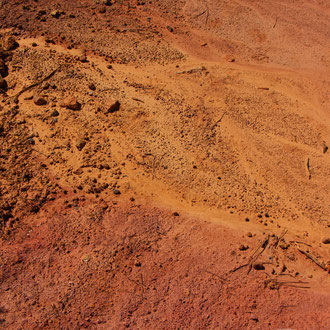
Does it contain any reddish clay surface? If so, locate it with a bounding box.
[0,0,329,329]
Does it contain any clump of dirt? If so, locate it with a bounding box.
[0,104,61,238]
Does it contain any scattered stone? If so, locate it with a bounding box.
[135,260,141,267]
[239,244,249,251]
[79,54,87,62]
[279,242,290,250]
[42,82,50,90]
[246,232,253,237]
[323,144,328,154]
[32,42,38,47]
[99,7,106,14]
[73,168,83,175]
[50,10,63,18]
[60,96,81,110]
[113,189,121,195]
[103,0,112,5]
[33,94,47,106]
[107,64,113,69]
[88,83,96,91]
[26,137,35,145]
[51,110,59,117]
[251,314,259,322]
[252,262,265,270]
[105,99,120,113]
[245,217,250,222]
[166,26,174,32]
[173,212,179,216]
[224,55,235,62]
[82,255,90,263]
[45,38,55,45]
[2,35,17,51]
[76,139,86,151]
[36,9,46,18]
[322,237,330,244]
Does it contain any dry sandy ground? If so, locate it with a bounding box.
[0,0,329,329]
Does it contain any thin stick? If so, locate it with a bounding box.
[228,235,270,274]
[204,1,210,25]
[140,273,145,296]
[204,270,226,282]
[274,228,288,248]
[229,263,249,274]
[273,17,279,29]
[132,98,144,103]
[306,157,311,180]
[247,235,270,274]
[289,240,312,247]
[152,152,167,180]
[194,9,207,19]
[296,247,328,272]
[31,148,48,157]
[211,112,226,131]
[152,155,157,180]
[12,69,58,100]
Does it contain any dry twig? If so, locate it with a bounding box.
[229,235,270,274]
[204,270,226,282]
[211,112,226,131]
[296,246,328,272]
[274,228,288,248]
[306,157,312,179]
[12,69,58,100]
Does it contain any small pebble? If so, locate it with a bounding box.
[322,237,330,244]
[88,83,96,91]
[253,262,265,270]
[239,244,249,251]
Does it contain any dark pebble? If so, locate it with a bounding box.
[88,83,96,91]
[253,263,265,270]
[322,237,330,244]
[239,244,249,251]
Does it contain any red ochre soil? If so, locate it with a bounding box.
[0,1,329,329]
